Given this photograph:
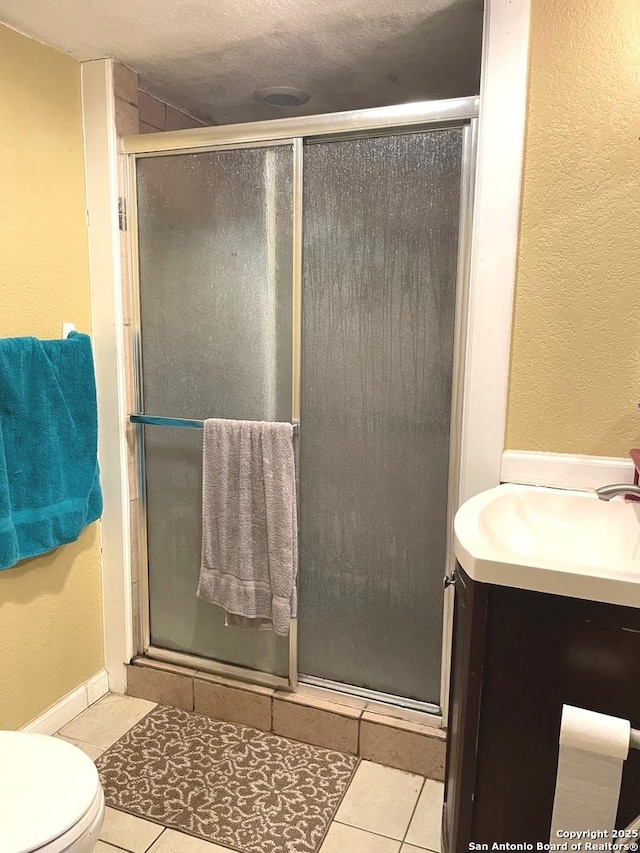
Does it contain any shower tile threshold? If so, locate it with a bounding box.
[125,656,446,780]
[57,693,442,853]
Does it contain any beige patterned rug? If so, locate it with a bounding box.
[96,705,358,853]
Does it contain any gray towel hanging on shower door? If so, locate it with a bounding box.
[197,418,297,636]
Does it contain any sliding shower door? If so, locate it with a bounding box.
[136,145,293,677]
[132,109,472,706]
[298,132,463,704]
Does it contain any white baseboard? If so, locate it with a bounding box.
[21,669,109,735]
[501,450,635,491]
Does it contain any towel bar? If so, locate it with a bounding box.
[130,414,299,431]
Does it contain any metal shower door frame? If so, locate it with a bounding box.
[121,97,479,711]
[124,137,300,692]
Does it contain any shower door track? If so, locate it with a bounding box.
[300,676,441,716]
[123,96,479,718]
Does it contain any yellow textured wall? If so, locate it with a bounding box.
[0,24,104,729]
[506,0,640,455]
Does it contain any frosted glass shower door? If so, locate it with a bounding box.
[299,132,463,704]
[136,145,293,677]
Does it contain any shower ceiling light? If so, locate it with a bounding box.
[253,87,310,107]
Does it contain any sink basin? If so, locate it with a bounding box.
[454,484,640,606]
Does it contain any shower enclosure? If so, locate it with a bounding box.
[124,98,478,714]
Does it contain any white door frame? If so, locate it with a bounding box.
[81,0,531,716]
[439,0,531,725]
[81,58,132,695]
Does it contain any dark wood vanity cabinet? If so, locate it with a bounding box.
[443,565,640,851]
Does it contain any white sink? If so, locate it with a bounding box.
[454,484,640,606]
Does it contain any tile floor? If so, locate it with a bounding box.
[56,693,443,853]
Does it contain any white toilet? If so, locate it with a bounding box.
[0,731,105,853]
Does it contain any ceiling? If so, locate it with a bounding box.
[0,0,483,125]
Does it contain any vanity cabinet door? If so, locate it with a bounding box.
[472,585,640,841]
[442,566,488,853]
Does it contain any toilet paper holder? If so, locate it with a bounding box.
[552,707,640,839]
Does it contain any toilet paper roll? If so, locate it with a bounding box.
[550,705,631,840]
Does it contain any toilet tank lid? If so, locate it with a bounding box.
[0,731,102,853]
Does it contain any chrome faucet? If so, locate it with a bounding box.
[595,484,640,501]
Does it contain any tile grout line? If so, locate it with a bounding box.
[99,839,145,853]
[316,754,361,852]
[401,776,427,845]
[332,817,419,846]
[143,826,166,853]
[56,733,106,753]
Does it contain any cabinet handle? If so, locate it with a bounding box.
[444,568,457,589]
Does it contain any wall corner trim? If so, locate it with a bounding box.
[20,670,109,735]
[458,0,531,505]
[501,450,634,491]
[440,0,532,729]
[81,58,132,694]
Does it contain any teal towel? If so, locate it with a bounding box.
[0,332,102,569]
